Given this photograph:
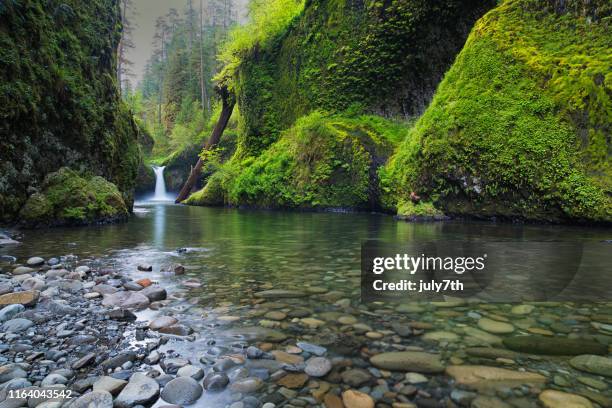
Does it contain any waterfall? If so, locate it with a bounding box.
[151,166,172,202]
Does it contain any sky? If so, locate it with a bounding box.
[127,0,190,85]
[126,0,249,86]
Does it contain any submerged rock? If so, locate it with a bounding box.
[160,377,202,405]
[446,365,546,386]
[370,352,445,373]
[538,390,593,408]
[101,291,150,310]
[254,289,308,299]
[569,355,612,378]
[503,336,607,356]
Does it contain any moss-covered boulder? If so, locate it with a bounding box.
[135,163,155,196]
[20,168,128,227]
[188,112,404,210]
[385,0,612,223]
[0,0,139,223]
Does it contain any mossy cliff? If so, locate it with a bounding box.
[0,0,140,224]
[385,0,611,223]
[232,0,495,157]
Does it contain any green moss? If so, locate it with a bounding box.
[396,201,444,220]
[230,0,495,157]
[0,0,139,223]
[19,167,128,227]
[385,0,611,223]
[190,112,406,209]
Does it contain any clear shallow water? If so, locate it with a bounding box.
[1,204,611,406]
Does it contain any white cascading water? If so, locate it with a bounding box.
[151,166,172,201]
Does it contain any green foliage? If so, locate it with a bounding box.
[19,168,128,227]
[396,201,443,219]
[0,0,139,222]
[385,0,611,222]
[226,0,494,157]
[188,111,407,209]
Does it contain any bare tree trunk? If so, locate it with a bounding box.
[176,87,235,203]
[199,0,210,114]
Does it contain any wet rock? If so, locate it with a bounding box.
[246,346,264,359]
[503,336,607,356]
[471,396,512,408]
[296,342,326,356]
[26,257,44,266]
[538,390,593,408]
[254,289,308,299]
[422,331,459,342]
[465,347,520,360]
[0,364,27,383]
[229,377,263,393]
[511,304,535,315]
[137,264,153,272]
[93,376,127,395]
[446,365,546,386]
[70,390,114,408]
[160,377,203,405]
[569,355,612,378]
[101,352,136,370]
[341,368,372,387]
[40,299,76,315]
[149,316,178,331]
[2,318,33,333]
[102,291,150,310]
[20,277,46,291]
[0,290,39,306]
[12,266,36,275]
[0,282,13,295]
[342,389,374,408]
[277,373,308,389]
[177,365,205,380]
[0,304,25,322]
[264,311,287,321]
[304,357,332,377]
[159,324,192,336]
[123,282,143,291]
[272,350,303,365]
[161,358,190,374]
[370,352,444,374]
[141,286,167,302]
[108,308,137,321]
[114,372,160,408]
[477,318,514,334]
[72,353,96,369]
[92,284,118,295]
[203,372,230,391]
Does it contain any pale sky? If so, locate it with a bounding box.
[126,0,248,86]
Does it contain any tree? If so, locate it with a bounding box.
[153,16,169,124]
[118,0,136,93]
[199,0,210,114]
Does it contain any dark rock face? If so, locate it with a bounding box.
[0,0,140,224]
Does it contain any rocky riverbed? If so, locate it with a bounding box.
[0,250,611,408]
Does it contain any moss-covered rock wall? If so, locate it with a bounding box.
[233,0,496,157]
[385,0,611,223]
[0,0,140,223]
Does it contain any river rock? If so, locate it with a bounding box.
[446,365,546,386]
[141,285,167,302]
[203,372,229,391]
[0,304,25,322]
[2,318,33,333]
[277,373,308,389]
[304,357,332,377]
[0,290,39,306]
[272,350,303,365]
[115,372,160,408]
[0,364,28,383]
[92,284,118,295]
[296,342,326,356]
[342,390,375,408]
[40,374,68,387]
[161,358,190,374]
[72,353,96,369]
[21,277,46,291]
[477,318,514,334]
[149,316,178,330]
[538,390,593,408]
[569,355,612,378]
[71,391,113,408]
[230,377,263,393]
[370,352,444,373]
[102,291,150,310]
[254,289,308,299]
[137,264,153,271]
[12,266,35,275]
[160,377,202,405]
[511,304,535,315]
[341,368,372,387]
[93,376,127,395]
[26,257,44,266]
[503,336,607,356]
[101,352,136,370]
[0,282,13,295]
[177,365,205,380]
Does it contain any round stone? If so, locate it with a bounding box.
[477,318,515,334]
[305,357,332,377]
[160,377,203,405]
[203,372,229,391]
[71,391,113,408]
[342,389,374,408]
